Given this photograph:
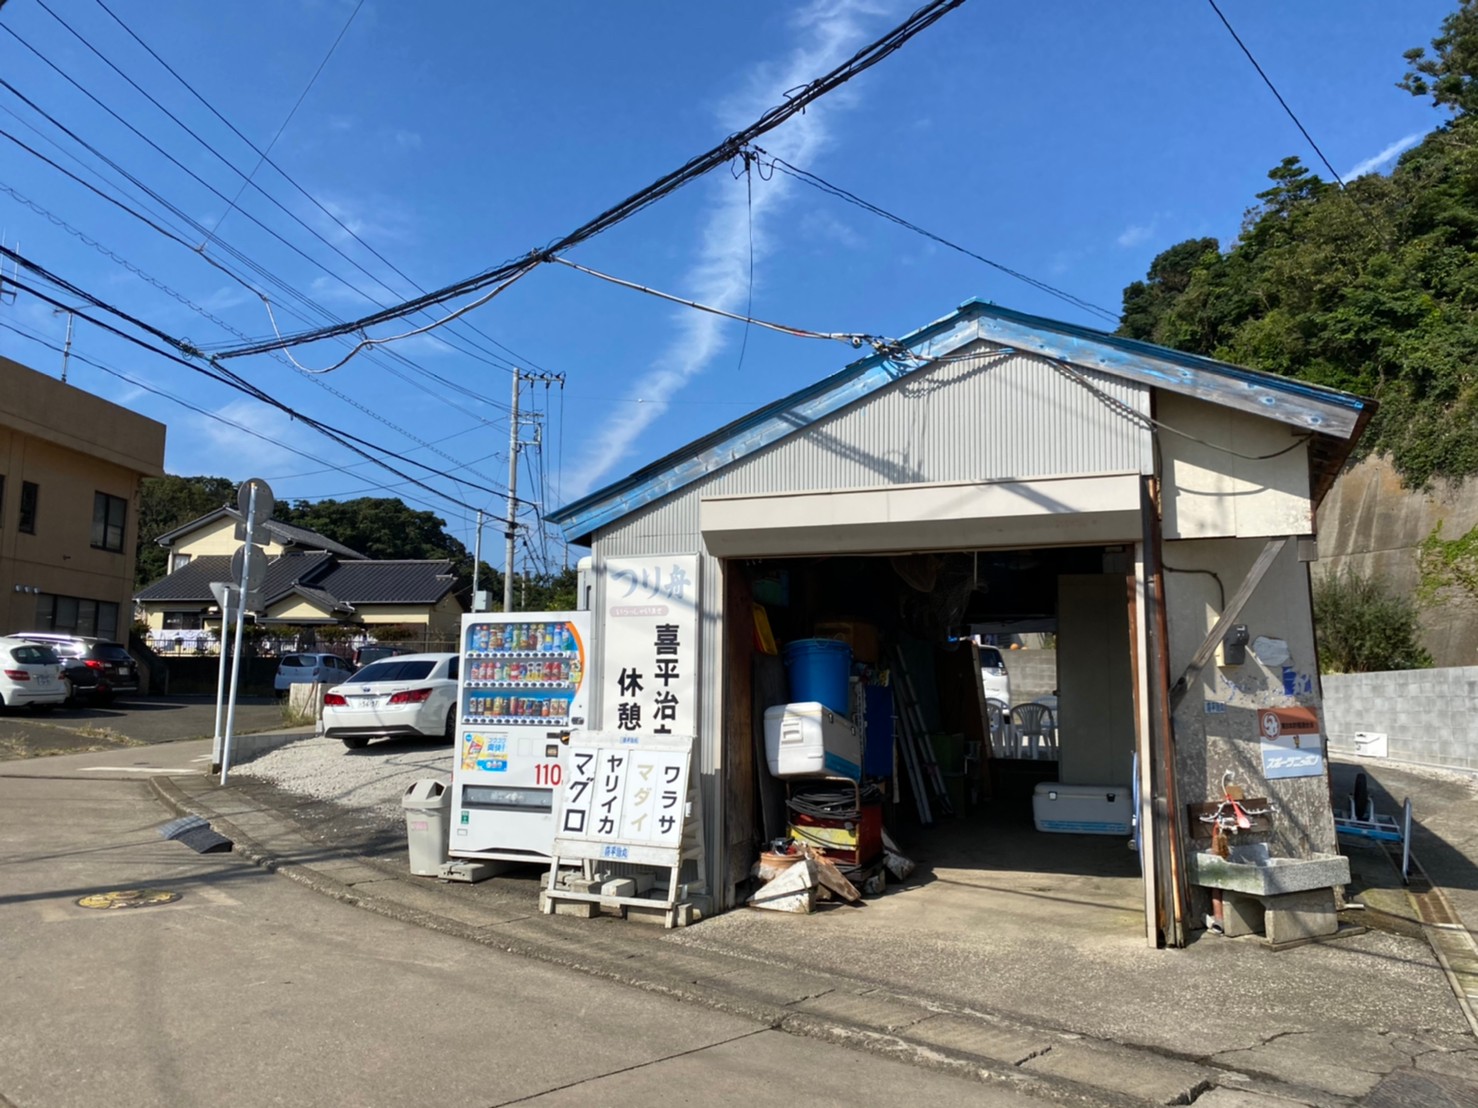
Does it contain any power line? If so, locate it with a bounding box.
[215,0,972,359]
[85,0,554,376]
[0,319,465,517]
[2,269,522,521]
[1205,0,1347,188]
[552,255,880,349]
[205,0,364,239]
[751,149,1121,324]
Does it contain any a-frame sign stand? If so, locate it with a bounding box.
[540,733,706,928]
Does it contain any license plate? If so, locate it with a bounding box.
[349,696,377,707]
[35,676,52,688]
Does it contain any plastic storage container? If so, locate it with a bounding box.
[782,638,852,714]
[764,702,862,780]
[402,779,452,876]
[1032,782,1132,835]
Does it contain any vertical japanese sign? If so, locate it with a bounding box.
[600,555,699,739]
[555,735,693,865]
[1258,706,1324,779]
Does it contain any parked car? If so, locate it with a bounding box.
[322,653,460,749]
[0,636,68,712]
[7,633,139,702]
[353,643,413,668]
[979,644,1012,705]
[274,652,357,698]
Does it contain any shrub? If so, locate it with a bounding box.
[1312,567,1432,673]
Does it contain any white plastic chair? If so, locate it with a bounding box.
[1010,702,1056,760]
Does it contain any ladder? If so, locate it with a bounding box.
[888,644,953,823]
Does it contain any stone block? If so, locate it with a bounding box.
[600,877,637,898]
[1222,893,1265,938]
[538,891,599,918]
[1263,888,1338,944]
[560,876,601,895]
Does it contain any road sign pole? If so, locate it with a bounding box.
[210,592,231,773]
[221,486,257,785]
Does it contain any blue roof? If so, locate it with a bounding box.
[548,299,1373,544]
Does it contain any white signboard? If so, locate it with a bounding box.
[554,734,693,867]
[599,555,699,738]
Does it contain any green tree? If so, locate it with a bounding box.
[135,474,237,587]
[1312,568,1432,673]
[1401,0,1478,114]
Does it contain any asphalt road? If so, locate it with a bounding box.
[0,695,292,761]
[0,756,1054,1108]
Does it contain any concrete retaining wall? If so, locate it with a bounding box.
[1005,648,1057,703]
[1322,666,1478,773]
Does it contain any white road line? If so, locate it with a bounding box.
[78,766,201,774]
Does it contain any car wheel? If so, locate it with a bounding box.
[443,706,456,744]
[32,704,55,714]
[342,736,370,750]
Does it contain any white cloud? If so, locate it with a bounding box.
[1116,223,1153,248]
[562,0,889,498]
[392,129,422,150]
[1343,132,1425,181]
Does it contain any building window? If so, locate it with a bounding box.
[163,611,204,631]
[91,492,128,552]
[171,553,193,572]
[18,481,38,534]
[35,594,119,640]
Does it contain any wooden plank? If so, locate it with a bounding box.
[1169,536,1289,710]
[724,562,756,890]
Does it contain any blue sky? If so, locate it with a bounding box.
[0,0,1455,573]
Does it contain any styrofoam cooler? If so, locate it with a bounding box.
[764,702,862,780]
[1032,782,1132,835]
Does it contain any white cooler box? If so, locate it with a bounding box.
[764,702,862,780]
[1032,782,1132,835]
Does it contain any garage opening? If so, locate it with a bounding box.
[727,544,1147,932]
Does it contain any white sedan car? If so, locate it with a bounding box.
[322,653,460,750]
[0,636,68,712]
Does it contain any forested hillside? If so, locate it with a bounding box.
[1120,0,1478,489]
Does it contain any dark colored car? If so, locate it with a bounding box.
[353,643,413,667]
[8,634,140,702]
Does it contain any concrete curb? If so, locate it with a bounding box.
[149,774,1349,1107]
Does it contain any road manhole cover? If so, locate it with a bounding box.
[76,889,182,910]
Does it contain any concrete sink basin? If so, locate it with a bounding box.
[1189,843,1349,897]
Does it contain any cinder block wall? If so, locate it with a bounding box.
[1005,648,1057,704]
[1321,667,1478,773]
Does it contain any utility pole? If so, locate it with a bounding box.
[470,508,485,611]
[502,369,566,613]
[503,371,520,614]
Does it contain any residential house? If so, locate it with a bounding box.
[135,507,464,651]
[0,354,165,640]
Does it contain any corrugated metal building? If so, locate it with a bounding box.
[549,299,1372,947]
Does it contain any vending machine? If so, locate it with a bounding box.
[449,610,591,862]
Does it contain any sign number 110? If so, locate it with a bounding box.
[534,763,563,786]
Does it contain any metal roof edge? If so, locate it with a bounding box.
[548,307,988,540]
[550,298,1374,544]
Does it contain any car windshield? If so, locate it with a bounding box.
[979,647,1004,667]
[350,659,437,683]
[95,644,131,661]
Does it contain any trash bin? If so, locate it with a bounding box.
[402,779,451,876]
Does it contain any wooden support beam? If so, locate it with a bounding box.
[1169,537,1290,711]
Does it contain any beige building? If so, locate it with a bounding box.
[135,507,464,650]
[0,355,165,640]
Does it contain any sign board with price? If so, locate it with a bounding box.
[552,733,695,868]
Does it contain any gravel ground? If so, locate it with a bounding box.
[238,733,455,826]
